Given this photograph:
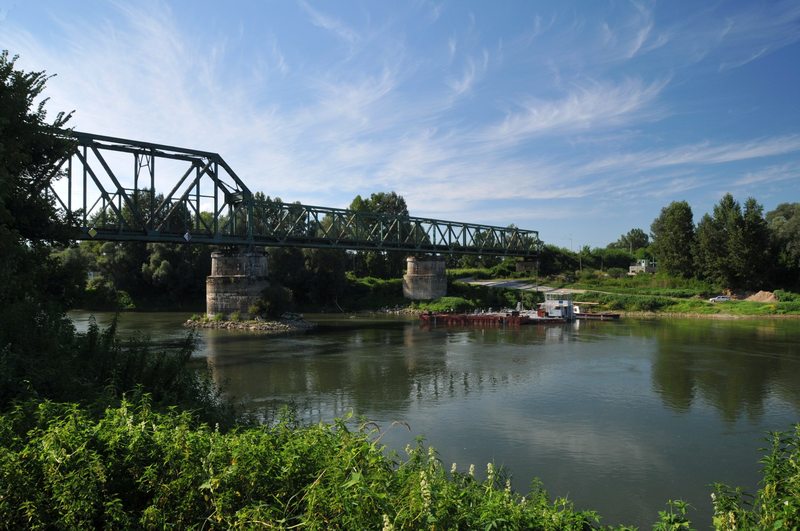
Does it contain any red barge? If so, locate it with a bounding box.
[419,292,576,327]
[419,311,568,327]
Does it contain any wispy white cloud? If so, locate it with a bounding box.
[447,36,457,62]
[717,1,800,71]
[584,135,800,175]
[446,50,488,97]
[482,77,667,146]
[298,1,360,45]
[734,162,800,187]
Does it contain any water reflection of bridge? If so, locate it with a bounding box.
[199,320,577,421]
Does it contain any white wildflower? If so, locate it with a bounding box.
[505,479,512,492]
[450,462,457,474]
[468,464,475,477]
[382,514,394,531]
[487,462,495,482]
[419,471,431,508]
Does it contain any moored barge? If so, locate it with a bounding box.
[419,291,576,327]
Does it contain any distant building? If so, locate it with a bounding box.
[628,259,656,275]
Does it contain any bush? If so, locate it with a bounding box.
[607,267,627,279]
[340,274,406,310]
[0,399,604,529]
[774,290,800,302]
[711,426,800,529]
[417,296,476,312]
[83,277,136,310]
[254,284,295,318]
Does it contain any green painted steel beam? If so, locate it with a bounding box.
[48,131,542,257]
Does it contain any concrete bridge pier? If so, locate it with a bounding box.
[402,256,447,300]
[206,250,269,318]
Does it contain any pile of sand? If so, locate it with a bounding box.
[746,290,778,302]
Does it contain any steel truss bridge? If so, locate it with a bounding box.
[44,131,541,257]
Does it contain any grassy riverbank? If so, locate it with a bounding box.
[450,268,800,317]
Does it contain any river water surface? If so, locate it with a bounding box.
[69,311,800,528]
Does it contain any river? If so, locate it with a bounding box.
[69,311,800,528]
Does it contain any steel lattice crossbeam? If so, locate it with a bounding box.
[44,131,541,257]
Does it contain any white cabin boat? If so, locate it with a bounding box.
[542,291,575,320]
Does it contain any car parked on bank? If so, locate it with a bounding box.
[709,295,731,303]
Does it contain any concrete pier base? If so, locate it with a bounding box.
[206,251,269,319]
[402,256,447,300]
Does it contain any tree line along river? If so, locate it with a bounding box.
[70,311,800,529]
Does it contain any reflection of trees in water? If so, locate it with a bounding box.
[202,322,559,422]
[647,320,800,422]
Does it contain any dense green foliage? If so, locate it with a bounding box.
[0,399,798,529]
[710,426,800,530]
[348,192,410,279]
[650,201,696,278]
[414,296,477,313]
[0,399,607,530]
[340,274,407,310]
[608,228,649,252]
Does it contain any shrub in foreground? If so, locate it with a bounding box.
[1,399,797,529]
[0,399,601,530]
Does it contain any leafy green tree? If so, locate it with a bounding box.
[0,51,81,405]
[608,228,649,252]
[766,202,800,289]
[538,244,578,276]
[141,242,210,307]
[695,194,769,289]
[268,246,311,305]
[650,201,695,278]
[305,247,348,307]
[694,212,727,285]
[739,197,771,289]
[348,191,410,278]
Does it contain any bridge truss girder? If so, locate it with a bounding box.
[46,131,541,257]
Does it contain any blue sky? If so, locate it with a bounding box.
[2,0,799,248]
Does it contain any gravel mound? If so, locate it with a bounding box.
[746,290,778,302]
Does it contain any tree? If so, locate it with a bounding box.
[0,51,77,312]
[0,51,78,404]
[694,194,769,289]
[739,197,771,289]
[608,228,649,252]
[650,201,695,278]
[766,203,800,288]
[348,191,410,278]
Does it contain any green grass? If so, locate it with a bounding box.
[415,296,476,312]
[575,291,800,316]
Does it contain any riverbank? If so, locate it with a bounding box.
[619,310,800,320]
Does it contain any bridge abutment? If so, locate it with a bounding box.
[402,256,447,300]
[206,251,269,318]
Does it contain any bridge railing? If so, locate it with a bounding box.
[45,131,541,257]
